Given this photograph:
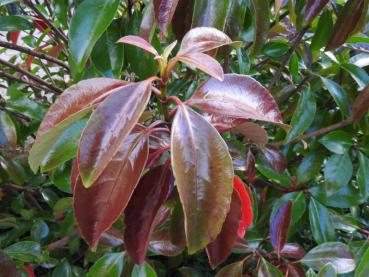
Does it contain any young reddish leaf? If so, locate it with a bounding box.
[73,131,149,250]
[153,0,179,37]
[260,144,287,173]
[326,0,366,51]
[187,74,283,125]
[171,104,234,254]
[140,2,155,41]
[178,27,233,55]
[37,78,127,139]
[206,190,242,269]
[78,81,152,187]
[235,122,268,144]
[149,227,184,257]
[0,251,20,277]
[286,264,305,277]
[8,31,20,44]
[304,0,330,23]
[270,200,292,254]
[215,260,244,277]
[233,176,253,238]
[203,114,247,133]
[124,163,172,264]
[280,243,306,260]
[352,85,369,122]
[117,35,159,56]
[146,146,170,168]
[245,149,256,183]
[70,159,79,193]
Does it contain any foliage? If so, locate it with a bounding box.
[1,0,369,276]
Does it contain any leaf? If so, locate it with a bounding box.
[341,63,369,90]
[215,261,244,277]
[73,131,148,250]
[139,1,155,40]
[0,15,33,31]
[296,151,325,184]
[235,122,268,144]
[304,0,330,23]
[205,190,242,269]
[280,243,306,260]
[357,152,369,200]
[260,145,287,174]
[86,253,124,277]
[271,192,306,226]
[321,77,351,118]
[187,74,283,125]
[171,104,234,254]
[203,114,247,133]
[311,10,333,51]
[258,258,284,277]
[319,131,352,154]
[301,242,355,274]
[286,89,316,142]
[262,41,289,58]
[251,0,270,54]
[324,153,353,196]
[52,259,72,277]
[326,0,366,51]
[0,110,17,148]
[4,241,41,263]
[233,176,253,238]
[318,263,337,277]
[117,35,159,56]
[352,85,369,122]
[132,262,157,277]
[0,251,20,277]
[153,0,179,36]
[69,0,120,75]
[270,201,292,254]
[149,228,183,257]
[78,81,151,187]
[124,164,172,264]
[309,198,335,244]
[275,0,284,16]
[355,246,369,277]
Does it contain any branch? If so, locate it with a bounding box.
[47,234,78,251]
[0,58,63,94]
[0,41,69,70]
[0,70,53,93]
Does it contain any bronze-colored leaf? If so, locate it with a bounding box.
[73,131,149,250]
[280,243,306,260]
[171,104,234,254]
[260,144,287,173]
[172,0,194,40]
[270,201,292,255]
[117,35,159,56]
[153,0,179,36]
[124,164,172,264]
[304,0,330,23]
[139,2,155,41]
[352,85,369,122]
[203,114,247,133]
[149,227,184,257]
[0,251,20,277]
[235,122,268,144]
[215,260,244,277]
[187,74,283,125]
[245,148,256,182]
[78,81,152,187]
[206,190,242,269]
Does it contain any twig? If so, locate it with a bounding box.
[4,183,37,194]
[269,26,310,89]
[47,234,78,251]
[0,70,52,92]
[0,41,69,69]
[0,58,62,93]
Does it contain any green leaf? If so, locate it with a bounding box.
[357,152,369,200]
[301,242,355,274]
[289,52,299,81]
[309,198,335,244]
[30,220,49,242]
[341,63,369,90]
[192,0,231,31]
[318,263,337,277]
[271,192,306,227]
[319,131,352,154]
[69,0,120,76]
[215,261,244,277]
[52,259,72,277]
[296,151,325,184]
[311,10,333,51]
[54,0,68,27]
[286,89,316,142]
[0,110,17,148]
[251,0,270,54]
[132,262,157,277]
[355,246,369,277]
[320,77,351,118]
[258,258,284,277]
[0,250,19,277]
[0,15,33,31]
[53,197,72,218]
[262,41,290,58]
[86,253,124,277]
[324,153,353,196]
[4,241,42,263]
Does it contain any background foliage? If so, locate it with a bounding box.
[1,0,369,276]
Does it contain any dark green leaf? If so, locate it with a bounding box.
[296,151,325,184]
[52,259,72,277]
[319,131,352,154]
[357,152,369,200]
[321,77,351,118]
[355,246,369,277]
[324,153,353,196]
[86,253,124,277]
[251,0,270,54]
[258,258,283,277]
[341,63,369,90]
[4,241,42,263]
[0,15,33,31]
[309,197,335,244]
[132,262,157,277]
[0,110,17,148]
[311,9,333,51]
[318,263,337,277]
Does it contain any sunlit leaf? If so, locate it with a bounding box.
[153,0,179,36]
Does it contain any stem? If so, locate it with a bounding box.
[159,85,170,121]
[0,41,69,69]
[0,58,62,93]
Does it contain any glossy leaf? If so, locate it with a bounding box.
[309,197,335,244]
[4,241,42,263]
[296,151,325,184]
[321,77,351,118]
[352,85,369,122]
[149,228,183,257]
[187,74,283,125]
[271,192,306,226]
[251,0,270,54]
[286,89,316,142]
[304,0,329,23]
[205,190,242,269]
[69,0,120,74]
[233,176,253,238]
[280,243,306,260]
[78,81,151,187]
[132,262,157,277]
[86,253,124,277]
[319,131,352,154]
[0,15,33,31]
[153,0,179,36]
[0,251,19,277]
[235,122,268,144]
[326,0,366,51]
[215,261,244,277]
[117,35,159,56]
[270,200,292,254]
[311,10,333,51]
[124,164,172,264]
[74,131,149,250]
[341,63,369,90]
[324,153,353,196]
[203,114,247,133]
[301,242,355,273]
[0,110,16,148]
[258,258,284,277]
[318,263,337,277]
[171,104,233,253]
[357,152,369,200]
[355,246,369,277]
[260,145,287,174]
[52,259,72,277]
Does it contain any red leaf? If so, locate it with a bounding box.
[153,0,179,36]
[78,81,152,187]
[0,251,20,277]
[304,0,330,23]
[203,114,247,133]
[233,176,253,238]
[146,146,170,168]
[23,265,34,277]
[8,31,20,44]
[206,190,242,269]
[187,74,283,125]
[270,201,292,254]
[149,227,184,257]
[73,130,149,250]
[286,264,306,277]
[353,85,369,122]
[260,144,287,173]
[117,35,159,56]
[235,122,268,144]
[280,243,306,260]
[37,78,128,139]
[124,163,172,264]
[171,104,234,253]
[245,149,256,183]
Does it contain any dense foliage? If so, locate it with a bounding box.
[1,0,369,276]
